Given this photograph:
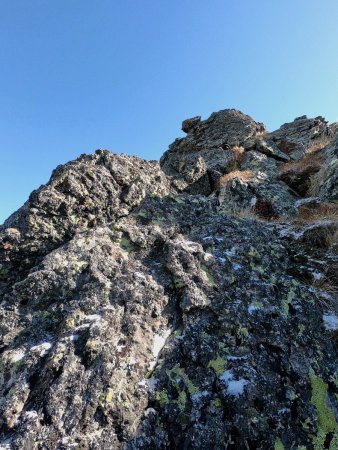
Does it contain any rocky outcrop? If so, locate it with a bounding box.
[267,115,333,161]
[160,109,266,194]
[1,110,338,450]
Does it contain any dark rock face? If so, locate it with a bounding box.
[160,109,266,194]
[1,110,338,450]
[267,115,332,161]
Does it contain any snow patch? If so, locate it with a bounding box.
[323,313,338,331]
[146,377,158,391]
[220,370,248,397]
[248,304,261,314]
[312,271,323,281]
[191,391,209,403]
[11,349,26,363]
[30,342,52,357]
[84,314,101,322]
[152,329,171,358]
[149,328,171,370]
[23,411,38,420]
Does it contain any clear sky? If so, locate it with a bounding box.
[1,0,338,223]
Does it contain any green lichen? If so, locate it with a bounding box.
[237,326,249,341]
[167,364,198,395]
[251,263,265,275]
[173,279,186,288]
[173,196,186,204]
[145,370,154,379]
[177,391,187,411]
[105,388,114,403]
[247,247,260,260]
[274,437,284,450]
[309,368,338,450]
[213,398,223,409]
[270,274,277,285]
[118,236,136,254]
[208,356,227,376]
[281,288,296,316]
[156,389,169,407]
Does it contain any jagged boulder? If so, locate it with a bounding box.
[0,150,173,295]
[160,109,266,194]
[267,115,332,161]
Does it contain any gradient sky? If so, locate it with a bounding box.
[1,0,338,223]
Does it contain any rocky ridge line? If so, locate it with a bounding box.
[0,110,338,450]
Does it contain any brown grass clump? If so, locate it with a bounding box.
[231,145,245,167]
[307,166,328,197]
[280,150,324,176]
[218,170,255,189]
[279,150,325,196]
[294,202,338,224]
[305,136,331,154]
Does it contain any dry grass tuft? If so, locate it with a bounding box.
[218,170,255,189]
[305,136,331,154]
[279,150,324,176]
[294,202,338,224]
[231,146,245,167]
[307,167,327,197]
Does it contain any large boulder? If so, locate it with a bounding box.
[160,109,266,194]
[0,150,173,295]
[267,115,333,161]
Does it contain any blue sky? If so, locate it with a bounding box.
[1,0,338,223]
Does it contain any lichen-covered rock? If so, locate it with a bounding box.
[267,115,332,161]
[1,109,338,450]
[0,150,173,295]
[160,109,266,194]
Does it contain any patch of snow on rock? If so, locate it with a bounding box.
[220,370,248,397]
[30,342,52,357]
[323,313,338,331]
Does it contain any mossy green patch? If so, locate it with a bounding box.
[208,356,227,376]
[213,398,223,409]
[118,236,136,254]
[173,279,186,288]
[281,288,296,316]
[309,368,338,450]
[247,247,260,260]
[177,391,187,411]
[274,437,284,450]
[156,389,169,407]
[167,364,198,395]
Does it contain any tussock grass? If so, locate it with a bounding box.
[218,170,255,189]
[294,202,338,224]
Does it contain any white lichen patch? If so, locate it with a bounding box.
[220,370,248,397]
[323,313,338,331]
